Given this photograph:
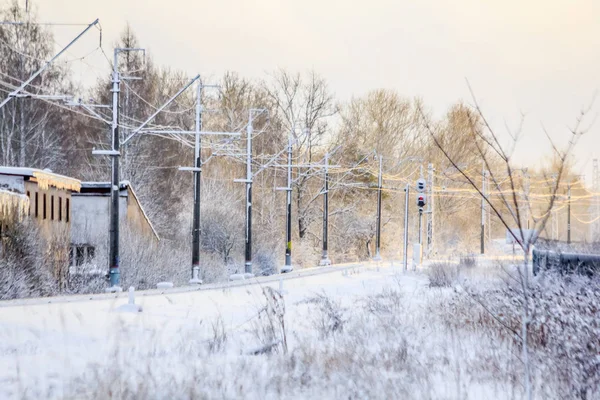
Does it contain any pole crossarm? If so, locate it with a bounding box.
[121,74,201,146]
[0,19,100,110]
[139,130,240,136]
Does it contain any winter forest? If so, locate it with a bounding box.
[1,1,599,399]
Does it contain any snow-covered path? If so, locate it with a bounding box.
[1,263,431,399]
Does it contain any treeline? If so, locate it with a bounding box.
[0,1,589,281]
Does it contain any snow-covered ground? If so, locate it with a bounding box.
[0,262,549,399]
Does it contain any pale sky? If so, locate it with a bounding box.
[30,0,600,181]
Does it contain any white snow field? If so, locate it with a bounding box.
[0,262,555,399]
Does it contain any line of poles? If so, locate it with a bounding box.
[4,19,589,291]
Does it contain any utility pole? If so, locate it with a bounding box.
[523,168,530,230]
[189,83,203,284]
[403,184,409,271]
[481,167,486,254]
[117,73,203,287]
[426,163,434,256]
[174,83,237,284]
[418,207,423,246]
[567,183,572,244]
[551,174,559,241]
[108,48,122,290]
[594,159,599,241]
[99,47,146,291]
[373,154,383,261]
[320,152,331,266]
[281,132,294,273]
[232,108,269,277]
[244,112,253,275]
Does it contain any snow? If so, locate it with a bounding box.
[0,265,416,397]
[0,166,81,192]
[0,262,587,398]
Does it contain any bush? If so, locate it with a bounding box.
[0,220,59,299]
[305,292,347,338]
[426,262,460,288]
[254,250,278,276]
[459,254,477,268]
[438,272,600,398]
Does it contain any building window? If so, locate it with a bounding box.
[70,245,96,267]
[26,191,30,216]
[43,194,47,219]
[75,246,84,265]
[58,197,62,222]
[35,192,39,218]
[51,195,55,220]
[66,198,70,223]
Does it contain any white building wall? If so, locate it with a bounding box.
[70,195,127,247]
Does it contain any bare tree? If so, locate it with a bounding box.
[265,69,336,240]
[0,1,74,170]
[418,84,593,399]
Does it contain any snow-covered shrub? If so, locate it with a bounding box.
[459,254,477,268]
[249,286,288,354]
[426,262,460,288]
[305,292,346,338]
[253,249,277,276]
[361,286,403,316]
[0,220,58,299]
[200,252,229,283]
[295,239,321,268]
[118,225,188,290]
[438,272,600,398]
[208,315,227,353]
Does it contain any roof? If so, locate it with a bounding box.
[79,181,130,193]
[0,166,81,192]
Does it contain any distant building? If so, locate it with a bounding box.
[70,181,159,269]
[0,167,81,287]
[0,168,159,274]
[0,166,81,240]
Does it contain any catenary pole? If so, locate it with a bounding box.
[567,183,572,244]
[320,152,331,266]
[244,113,253,274]
[403,184,410,271]
[427,163,434,256]
[481,166,486,254]
[281,132,294,272]
[190,83,203,283]
[108,48,121,289]
[374,154,383,261]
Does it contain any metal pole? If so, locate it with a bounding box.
[525,170,530,230]
[427,163,434,256]
[244,114,253,274]
[374,154,383,261]
[320,152,331,266]
[568,184,571,244]
[403,184,409,271]
[190,83,202,284]
[481,167,486,254]
[108,48,121,289]
[418,207,423,245]
[282,133,293,273]
[0,19,99,110]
